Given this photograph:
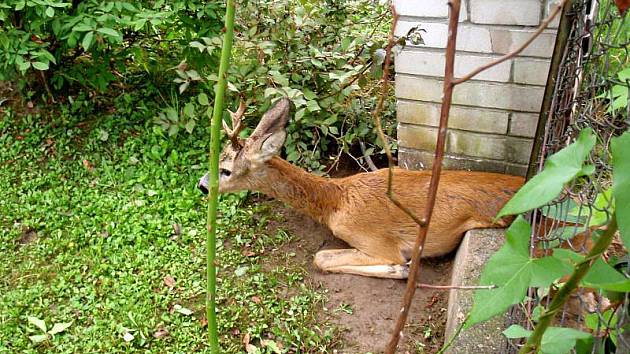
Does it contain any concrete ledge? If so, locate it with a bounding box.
[445,228,508,354]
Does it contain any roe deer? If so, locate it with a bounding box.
[198,98,525,279]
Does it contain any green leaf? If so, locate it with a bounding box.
[583,258,630,291]
[73,24,94,32]
[18,61,31,71]
[97,28,121,38]
[502,325,590,353]
[198,93,209,106]
[29,334,49,343]
[503,324,531,338]
[497,128,596,218]
[612,132,630,249]
[32,62,49,71]
[185,120,196,134]
[27,316,47,332]
[466,217,569,327]
[82,32,94,51]
[48,322,72,335]
[45,7,54,17]
[540,327,591,354]
[184,103,195,118]
[553,249,630,291]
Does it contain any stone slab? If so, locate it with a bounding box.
[444,228,509,354]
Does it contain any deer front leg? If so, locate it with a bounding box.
[313,249,409,279]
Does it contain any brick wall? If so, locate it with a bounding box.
[394,0,560,176]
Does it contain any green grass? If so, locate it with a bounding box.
[0,108,336,353]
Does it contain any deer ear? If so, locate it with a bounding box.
[252,130,287,164]
[248,97,291,140]
[246,97,291,164]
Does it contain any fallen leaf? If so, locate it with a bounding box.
[82,159,94,171]
[48,321,72,335]
[172,223,182,235]
[199,317,208,327]
[243,333,251,346]
[153,327,169,339]
[163,276,175,289]
[242,248,256,257]
[245,344,257,353]
[173,304,193,316]
[614,0,629,14]
[123,332,134,342]
[231,328,241,335]
[251,296,262,304]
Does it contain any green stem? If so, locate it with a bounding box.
[519,213,618,354]
[206,0,236,352]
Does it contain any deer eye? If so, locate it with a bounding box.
[219,168,232,177]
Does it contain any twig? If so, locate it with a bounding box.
[385,1,462,352]
[359,140,379,172]
[451,0,568,85]
[417,283,496,290]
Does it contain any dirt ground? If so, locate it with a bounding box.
[268,203,453,354]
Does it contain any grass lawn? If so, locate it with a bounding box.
[0,108,336,353]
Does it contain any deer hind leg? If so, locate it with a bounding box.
[313,248,409,279]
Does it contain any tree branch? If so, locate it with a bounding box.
[385,1,462,352]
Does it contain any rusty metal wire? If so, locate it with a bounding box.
[505,1,629,353]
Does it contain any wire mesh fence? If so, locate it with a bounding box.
[505,0,629,352]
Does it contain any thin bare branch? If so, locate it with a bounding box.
[452,0,568,85]
[417,283,497,290]
[385,1,462,352]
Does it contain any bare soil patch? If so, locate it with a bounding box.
[267,202,453,353]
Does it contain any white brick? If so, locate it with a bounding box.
[447,130,506,160]
[397,123,437,151]
[397,100,509,134]
[545,0,562,28]
[394,0,469,21]
[396,22,492,53]
[470,0,541,26]
[396,50,511,82]
[490,28,557,58]
[506,137,534,164]
[396,75,545,112]
[513,58,551,85]
[510,112,539,138]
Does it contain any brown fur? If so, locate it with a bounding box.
[199,98,525,278]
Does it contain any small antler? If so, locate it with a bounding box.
[223,99,246,146]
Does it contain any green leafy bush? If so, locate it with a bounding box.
[170,0,396,171]
[0,0,224,92]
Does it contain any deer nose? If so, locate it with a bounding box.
[198,174,209,195]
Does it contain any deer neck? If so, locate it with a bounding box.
[252,157,342,224]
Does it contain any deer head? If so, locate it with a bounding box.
[198,97,291,194]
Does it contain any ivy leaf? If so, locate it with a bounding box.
[612,132,630,249]
[503,324,531,338]
[540,327,591,354]
[497,128,596,218]
[28,316,47,332]
[466,217,569,327]
[503,325,590,354]
[553,249,630,291]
